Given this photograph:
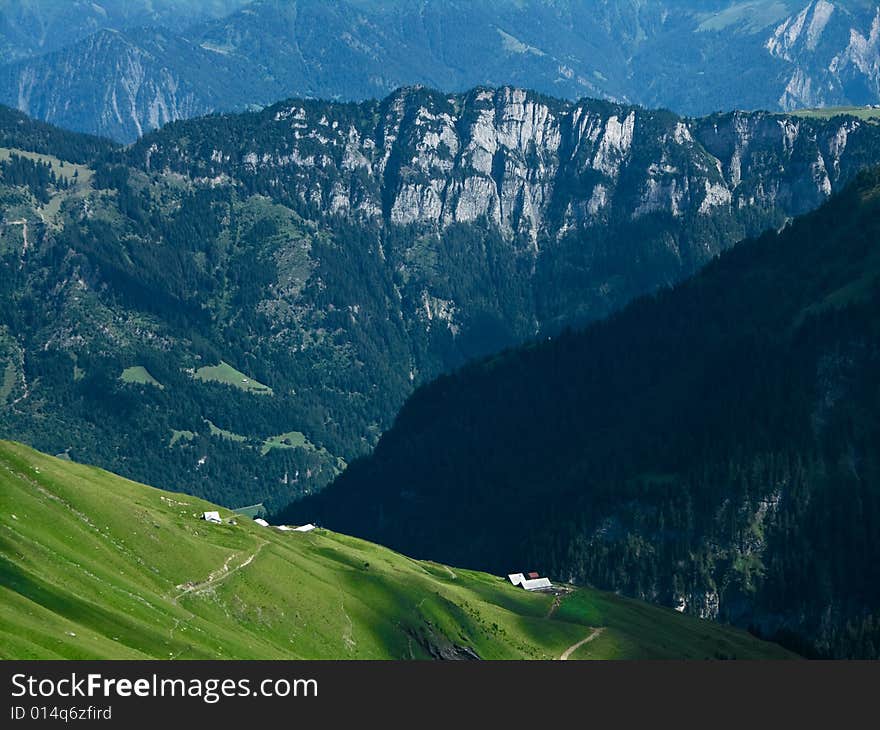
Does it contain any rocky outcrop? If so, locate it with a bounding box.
[133,86,880,241]
[768,2,880,110]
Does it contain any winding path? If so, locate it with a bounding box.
[559,628,604,660]
[174,540,268,600]
[545,594,562,619]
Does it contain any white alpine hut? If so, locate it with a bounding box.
[508,571,552,591]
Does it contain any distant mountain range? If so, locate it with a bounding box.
[3,90,880,515]
[0,0,249,62]
[285,165,880,659]
[1,1,880,141]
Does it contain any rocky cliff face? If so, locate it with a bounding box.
[127,85,880,352]
[134,85,880,243]
[0,28,247,142]
[768,1,880,110]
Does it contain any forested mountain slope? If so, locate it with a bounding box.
[2,90,880,512]
[285,168,880,659]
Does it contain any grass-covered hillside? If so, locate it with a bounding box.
[0,441,792,660]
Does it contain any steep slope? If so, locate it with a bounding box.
[765,0,880,111]
[0,27,252,142]
[126,86,880,331]
[285,168,880,659]
[3,1,880,141]
[0,104,116,162]
[3,91,880,513]
[0,441,793,660]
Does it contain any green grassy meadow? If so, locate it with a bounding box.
[233,503,266,519]
[0,147,93,188]
[0,146,94,222]
[0,442,795,660]
[786,106,880,122]
[192,361,273,395]
[260,430,312,455]
[205,419,247,443]
[120,365,164,388]
[0,363,15,403]
[169,429,196,447]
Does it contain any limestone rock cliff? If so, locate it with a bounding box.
[134,85,880,243]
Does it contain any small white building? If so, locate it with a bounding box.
[520,577,552,591]
[202,511,222,524]
[253,518,269,527]
[275,525,294,532]
[508,571,552,591]
[294,523,316,532]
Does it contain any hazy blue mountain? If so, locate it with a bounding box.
[0,27,255,141]
[2,1,880,141]
[0,0,250,62]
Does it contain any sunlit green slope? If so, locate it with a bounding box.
[0,442,793,660]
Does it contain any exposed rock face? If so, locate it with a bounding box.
[133,86,880,243]
[769,1,880,110]
[124,85,880,350]
[0,28,243,142]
